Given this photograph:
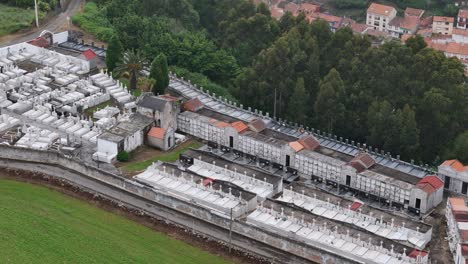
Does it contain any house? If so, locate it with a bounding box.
[147,126,175,151]
[350,23,372,35]
[438,159,468,194]
[308,13,343,32]
[411,175,444,213]
[366,3,397,32]
[137,94,180,130]
[433,16,454,35]
[456,1,468,7]
[78,49,98,69]
[283,2,299,16]
[298,3,320,15]
[93,113,153,162]
[388,16,420,38]
[453,28,468,44]
[404,7,424,19]
[457,9,468,29]
[426,39,468,60]
[446,197,468,264]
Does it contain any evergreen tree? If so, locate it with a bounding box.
[287,78,308,124]
[106,35,123,73]
[314,68,345,133]
[150,53,170,95]
[399,104,420,159]
[405,35,427,54]
[445,132,468,163]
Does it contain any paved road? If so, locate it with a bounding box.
[0,0,83,47]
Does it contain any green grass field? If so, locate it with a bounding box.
[0,178,231,264]
[0,4,36,37]
[121,141,203,173]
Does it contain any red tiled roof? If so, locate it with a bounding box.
[463,245,468,256]
[461,230,468,241]
[298,135,320,151]
[299,3,320,13]
[231,121,248,133]
[349,160,367,173]
[214,121,230,128]
[401,34,412,43]
[82,49,97,60]
[284,2,299,15]
[418,175,444,189]
[459,9,468,19]
[454,211,468,222]
[248,119,266,133]
[417,28,432,36]
[27,37,49,48]
[159,94,179,101]
[426,39,468,56]
[454,28,468,37]
[405,7,424,18]
[203,178,214,186]
[434,16,454,23]
[416,175,443,194]
[367,3,396,16]
[289,141,304,152]
[270,6,284,19]
[420,16,433,27]
[351,23,370,34]
[442,159,468,172]
[182,97,203,112]
[350,201,362,211]
[408,249,428,258]
[147,127,166,139]
[401,16,420,30]
[351,152,376,169]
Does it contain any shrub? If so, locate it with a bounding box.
[117,151,129,162]
[72,2,114,42]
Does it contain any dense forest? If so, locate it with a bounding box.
[74,0,467,165]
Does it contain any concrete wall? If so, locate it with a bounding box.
[0,145,358,264]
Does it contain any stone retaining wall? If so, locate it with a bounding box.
[0,145,359,264]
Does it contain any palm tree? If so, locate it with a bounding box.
[114,50,148,90]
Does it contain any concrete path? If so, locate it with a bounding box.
[0,0,83,47]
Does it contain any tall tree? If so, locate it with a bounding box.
[445,132,468,163]
[399,104,420,159]
[150,53,170,95]
[106,35,123,73]
[287,78,308,124]
[114,50,148,90]
[314,68,345,133]
[405,35,427,54]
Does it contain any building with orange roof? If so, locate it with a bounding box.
[298,3,320,15]
[446,196,468,264]
[147,126,175,151]
[457,9,468,29]
[405,7,425,18]
[453,28,468,43]
[137,94,180,131]
[426,38,468,61]
[439,159,468,194]
[366,3,397,32]
[433,16,454,35]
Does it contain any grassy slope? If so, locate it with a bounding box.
[72,2,114,42]
[121,141,203,173]
[0,179,230,264]
[0,4,35,37]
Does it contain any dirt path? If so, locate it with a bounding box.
[0,167,270,264]
[0,0,84,47]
